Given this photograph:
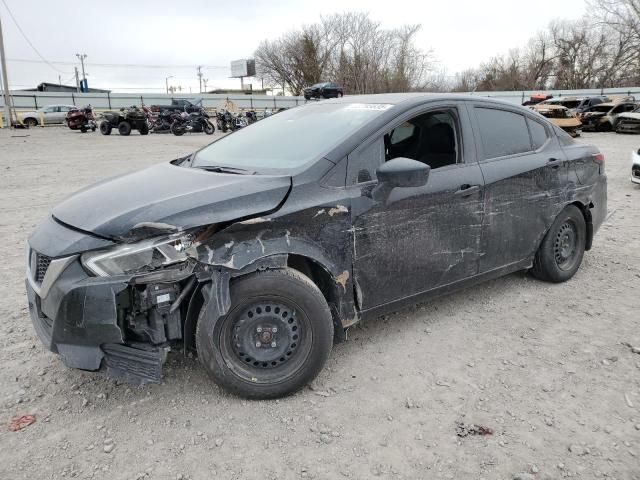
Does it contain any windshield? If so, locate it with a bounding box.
[561,100,580,109]
[192,103,392,171]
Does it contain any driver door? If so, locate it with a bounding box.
[349,103,485,309]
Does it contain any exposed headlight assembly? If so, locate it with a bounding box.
[81,233,193,277]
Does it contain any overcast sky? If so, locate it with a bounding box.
[1,0,586,93]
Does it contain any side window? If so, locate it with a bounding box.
[527,118,549,150]
[475,107,531,159]
[347,108,460,185]
[384,109,459,169]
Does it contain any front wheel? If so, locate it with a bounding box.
[196,268,334,399]
[99,121,112,135]
[139,123,149,135]
[531,205,586,283]
[170,121,185,136]
[204,121,215,135]
[118,121,132,136]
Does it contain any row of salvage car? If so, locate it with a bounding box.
[525,94,640,137]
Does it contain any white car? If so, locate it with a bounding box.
[20,105,77,127]
[632,149,640,185]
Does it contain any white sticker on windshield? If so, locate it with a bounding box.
[345,103,393,110]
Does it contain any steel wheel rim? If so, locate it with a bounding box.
[554,220,579,270]
[219,297,312,384]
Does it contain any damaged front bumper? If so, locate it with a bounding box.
[24,216,196,384]
[25,255,171,383]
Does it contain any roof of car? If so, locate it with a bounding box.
[321,92,521,108]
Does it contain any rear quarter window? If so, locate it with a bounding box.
[474,107,532,159]
[527,118,549,150]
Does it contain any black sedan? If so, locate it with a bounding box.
[26,94,607,399]
[303,82,344,100]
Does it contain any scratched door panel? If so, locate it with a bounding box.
[352,163,484,309]
[478,150,568,272]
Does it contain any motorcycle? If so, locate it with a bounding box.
[150,108,179,133]
[234,112,249,130]
[245,110,258,124]
[215,110,235,132]
[170,108,215,136]
[66,105,97,133]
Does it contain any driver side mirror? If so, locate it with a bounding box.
[376,157,430,188]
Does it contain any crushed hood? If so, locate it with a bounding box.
[617,112,640,121]
[52,162,291,240]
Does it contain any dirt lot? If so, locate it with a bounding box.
[0,127,638,480]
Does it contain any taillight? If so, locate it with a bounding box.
[593,153,604,164]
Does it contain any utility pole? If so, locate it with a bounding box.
[197,66,203,94]
[0,11,13,128]
[58,74,62,87]
[203,78,208,93]
[74,67,80,93]
[76,53,87,92]
[165,75,173,95]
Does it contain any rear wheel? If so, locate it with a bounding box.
[23,118,38,128]
[204,121,215,135]
[139,123,149,135]
[196,268,334,399]
[531,205,586,283]
[100,122,112,135]
[118,121,132,136]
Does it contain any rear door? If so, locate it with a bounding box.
[470,104,568,272]
[42,106,59,124]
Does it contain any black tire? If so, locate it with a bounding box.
[140,123,149,135]
[99,122,112,135]
[204,121,215,135]
[338,91,344,98]
[170,121,185,136]
[23,117,38,128]
[531,205,586,283]
[80,125,87,133]
[196,268,334,399]
[118,121,132,136]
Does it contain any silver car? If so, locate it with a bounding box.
[21,105,77,127]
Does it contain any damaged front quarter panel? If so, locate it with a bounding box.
[183,184,358,346]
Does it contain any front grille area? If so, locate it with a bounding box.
[32,251,52,284]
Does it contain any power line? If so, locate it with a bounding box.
[0,0,66,74]
[7,57,229,70]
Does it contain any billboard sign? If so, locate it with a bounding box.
[230,59,256,78]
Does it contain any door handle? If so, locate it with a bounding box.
[547,157,561,169]
[455,184,480,197]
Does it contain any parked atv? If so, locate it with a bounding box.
[100,106,149,136]
[66,105,97,133]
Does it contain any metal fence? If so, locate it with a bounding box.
[2,91,306,111]
[457,86,640,105]
[2,86,640,114]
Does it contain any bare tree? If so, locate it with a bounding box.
[254,13,434,95]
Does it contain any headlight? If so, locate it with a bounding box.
[81,233,193,277]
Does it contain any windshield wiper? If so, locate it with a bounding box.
[193,165,255,175]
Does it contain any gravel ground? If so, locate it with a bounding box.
[0,127,638,480]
